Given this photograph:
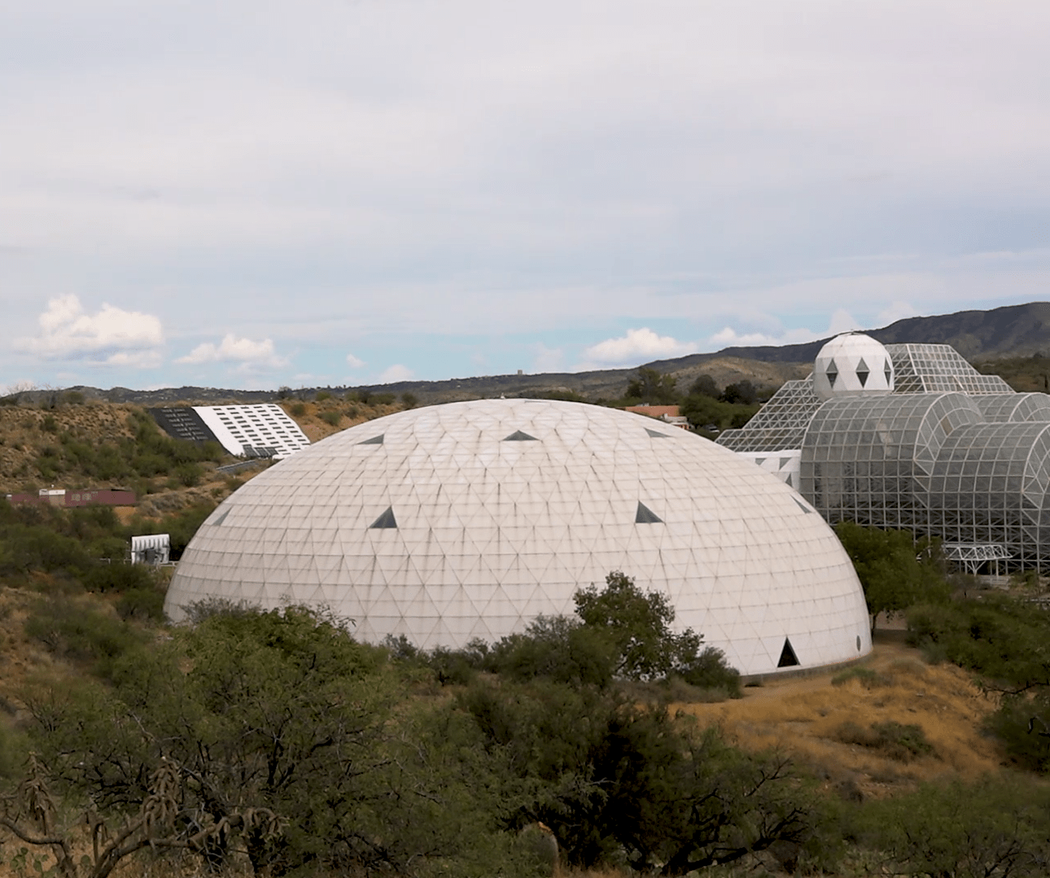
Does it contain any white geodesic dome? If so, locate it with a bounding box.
[813,333,894,400]
[165,398,872,676]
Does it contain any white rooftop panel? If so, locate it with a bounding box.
[194,404,310,459]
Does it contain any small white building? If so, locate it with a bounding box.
[131,534,170,565]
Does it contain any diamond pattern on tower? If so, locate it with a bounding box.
[856,358,869,388]
[370,507,398,529]
[826,360,839,388]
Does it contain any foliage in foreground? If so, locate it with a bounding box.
[852,774,1050,878]
[5,587,1050,875]
[908,594,1050,773]
[5,600,802,877]
[418,571,742,696]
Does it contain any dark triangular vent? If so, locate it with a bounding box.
[885,361,893,384]
[856,357,869,387]
[211,509,229,527]
[826,359,839,388]
[359,434,384,445]
[645,428,670,438]
[778,638,800,668]
[504,430,537,441]
[370,507,397,529]
[793,497,813,514]
[635,502,663,524]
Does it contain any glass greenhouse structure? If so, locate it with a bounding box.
[718,335,1050,573]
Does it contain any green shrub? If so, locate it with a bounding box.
[24,596,148,670]
[678,645,742,697]
[82,561,155,594]
[907,595,1050,687]
[289,402,306,417]
[320,409,343,427]
[425,645,478,686]
[855,775,1050,877]
[834,720,934,761]
[987,691,1050,773]
[173,461,204,486]
[115,587,166,623]
[488,615,615,688]
[0,524,92,575]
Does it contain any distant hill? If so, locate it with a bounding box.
[699,301,1050,365]
[9,302,1050,405]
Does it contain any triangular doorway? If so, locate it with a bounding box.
[778,638,799,668]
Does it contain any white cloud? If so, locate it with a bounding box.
[346,352,366,369]
[14,294,164,367]
[828,309,861,335]
[708,327,779,347]
[378,364,414,383]
[581,328,695,367]
[106,350,163,368]
[531,343,564,373]
[878,301,920,325]
[177,333,285,368]
[706,324,821,348]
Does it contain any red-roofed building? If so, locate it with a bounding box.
[623,405,693,430]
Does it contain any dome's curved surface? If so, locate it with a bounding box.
[813,333,894,399]
[165,399,872,676]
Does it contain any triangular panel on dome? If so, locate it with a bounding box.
[503,430,538,442]
[635,502,663,524]
[358,434,385,445]
[645,428,670,438]
[370,507,398,529]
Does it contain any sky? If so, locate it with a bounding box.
[3,1,1050,392]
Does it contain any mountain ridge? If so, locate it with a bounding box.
[9,302,1050,405]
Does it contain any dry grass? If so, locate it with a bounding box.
[276,399,401,443]
[674,633,1003,800]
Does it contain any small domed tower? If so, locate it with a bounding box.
[813,333,894,400]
